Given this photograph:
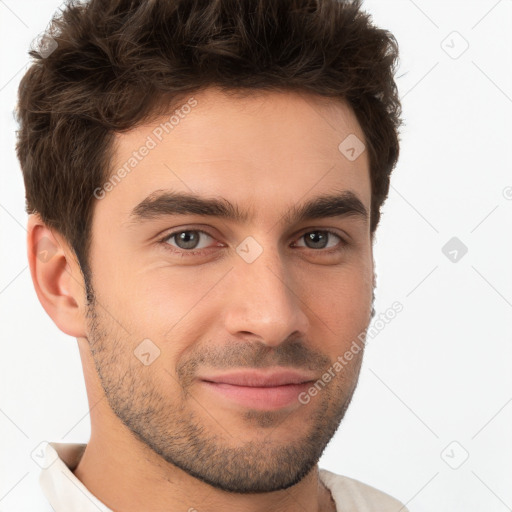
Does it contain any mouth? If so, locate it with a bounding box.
[198,369,317,410]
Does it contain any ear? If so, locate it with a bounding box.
[27,214,88,338]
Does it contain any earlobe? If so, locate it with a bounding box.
[27,214,88,338]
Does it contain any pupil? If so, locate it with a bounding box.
[307,231,327,249]
[178,231,198,249]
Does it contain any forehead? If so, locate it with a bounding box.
[103,87,371,225]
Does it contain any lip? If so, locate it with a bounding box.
[198,369,317,410]
[199,369,317,387]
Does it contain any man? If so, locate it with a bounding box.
[16,0,407,510]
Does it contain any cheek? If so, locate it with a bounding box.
[114,268,222,362]
[137,265,226,318]
[93,249,210,327]
[300,261,373,349]
[304,263,373,325]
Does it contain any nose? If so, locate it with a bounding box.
[222,244,310,347]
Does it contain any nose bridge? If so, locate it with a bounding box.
[223,238,309,346]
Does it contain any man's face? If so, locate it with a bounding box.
[85,87,374,493]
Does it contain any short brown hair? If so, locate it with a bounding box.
[15,0,402,287]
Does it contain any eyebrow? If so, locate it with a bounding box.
[128,189,368,227]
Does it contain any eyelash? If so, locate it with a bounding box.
[157,228,348,258]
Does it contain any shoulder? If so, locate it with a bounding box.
[319,468,409,512]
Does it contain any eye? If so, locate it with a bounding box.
[157,228,347,258]
[293,230,345,251]
[160,229,217,254]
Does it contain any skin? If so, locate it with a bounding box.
[27,86,375,512]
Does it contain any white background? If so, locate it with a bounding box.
[1,1,511,511]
